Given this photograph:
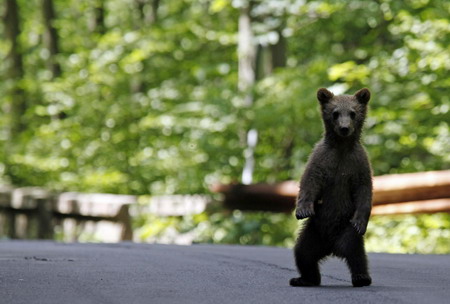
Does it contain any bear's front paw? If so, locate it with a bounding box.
[350,218,367,235]
[295,202,315,220]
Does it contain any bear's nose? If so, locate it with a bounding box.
[340,127,349,135]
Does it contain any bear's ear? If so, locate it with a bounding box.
[317,88,334,105]
[355,88,371,104]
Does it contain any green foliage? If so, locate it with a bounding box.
[1,0,449,252]
[366,213,450,254]
[137,209,297,247]
[1,0,449,192]
[1,0,242,194]
[135,209,450,254]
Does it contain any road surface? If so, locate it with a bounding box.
[0,241,449,303]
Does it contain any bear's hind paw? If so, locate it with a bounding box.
[289,277,320,287]
[352,274,372,287]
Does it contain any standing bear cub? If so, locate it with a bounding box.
[290,88,373,288]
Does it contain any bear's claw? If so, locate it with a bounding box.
[295,203,315,220]
[350,219,367,235]
[296,210,314,220]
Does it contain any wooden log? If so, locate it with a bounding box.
[212,170,450,214]
[372,170,450,205]
[371,198,450,216]
[213,182,295,213]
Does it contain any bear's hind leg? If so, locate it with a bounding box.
[333,227,371,287]
[290,222,329,287]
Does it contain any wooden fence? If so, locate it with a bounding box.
[212,170,450,216]
[0,187,135,241]
[1,170,448,241]
[0,187,212,241]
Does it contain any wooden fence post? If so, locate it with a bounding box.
[36,197,54,239]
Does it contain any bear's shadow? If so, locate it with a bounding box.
[314,284,403,292]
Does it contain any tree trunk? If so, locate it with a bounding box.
[238,5,256,106]
[213,170,450,214]
[4,0,26,136]
[270,28,286,70]
[132,0,160,92]
[238,4,258,185]
[149,0,160,24]
[90,0,106,35]
[256,29,287,78]
[136,0,160,25]
[42,0,61,78]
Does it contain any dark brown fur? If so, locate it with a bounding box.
[290,88,372,288]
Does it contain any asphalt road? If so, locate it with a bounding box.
[0,241,449,304]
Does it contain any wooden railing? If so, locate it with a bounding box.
[211,170,450,216]
[0,187,212,241]
[1,170,448,240]
[0,187,135,241]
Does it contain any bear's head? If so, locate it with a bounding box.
[316,88,370,139]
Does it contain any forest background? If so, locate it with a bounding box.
[1,0,449,253]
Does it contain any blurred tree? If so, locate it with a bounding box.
[238,1,257,184]
[89,0,106,35]
[3,0,26,137]
[42,0,62,78]
[135,0,160,25]
[0,0,448,192]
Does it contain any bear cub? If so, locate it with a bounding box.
[290,88,373,288]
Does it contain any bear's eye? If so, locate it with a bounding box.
[350,111,356,119]
[332,111,339,120]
